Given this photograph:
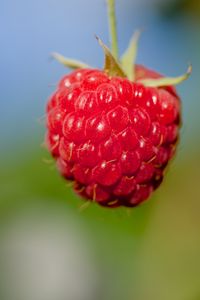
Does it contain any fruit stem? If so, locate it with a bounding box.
[107,0,119,60]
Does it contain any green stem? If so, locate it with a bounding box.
[107,0,119,60]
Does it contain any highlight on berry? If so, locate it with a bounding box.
[45,0,191,208]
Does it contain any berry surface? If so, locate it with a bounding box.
[46,65,180,208]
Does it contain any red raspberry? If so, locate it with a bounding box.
[45,1,191,208]
[46,66,181,208]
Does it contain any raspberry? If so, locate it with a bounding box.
[46,66,182,208]
[45,1,191,208]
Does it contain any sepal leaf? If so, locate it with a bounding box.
[96,36,126,78]
[52,52,90,69]
[138,65,192,87]
[121,30,142,81]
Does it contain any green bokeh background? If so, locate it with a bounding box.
[1,0,200,299]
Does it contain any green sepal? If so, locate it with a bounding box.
[138,65,192,87]
[52,52,90,69]
[96,36,126,78]
[121,30,141,81]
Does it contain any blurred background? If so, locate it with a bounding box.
[0,0,200,299]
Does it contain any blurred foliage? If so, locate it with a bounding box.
[157,0,200,19]
[0,140,200,299]
[1,0,200,298]
[0,143,152,300]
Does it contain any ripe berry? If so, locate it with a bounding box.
[45,65,184,208]
[45,1,191,208]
